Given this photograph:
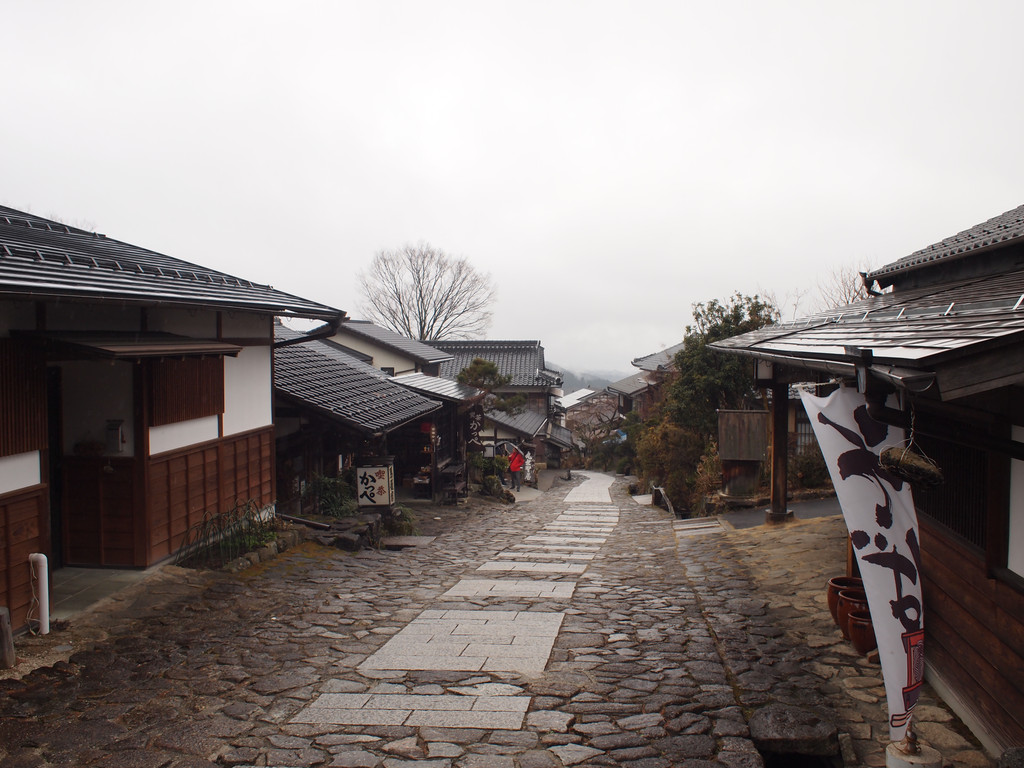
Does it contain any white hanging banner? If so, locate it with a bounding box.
[799,386,925,742]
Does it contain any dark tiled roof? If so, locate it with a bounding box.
[274,326,439,434]
[429,340,563,388]
[632,341,686,372]
[0,205,343,321]
[867,203,1024,284]
[319,338,373,364]
[710,269,1024,370]
[607,372,651,397]
[338,321,454,365]
[392,372,484,403]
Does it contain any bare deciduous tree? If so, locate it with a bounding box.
[814,262,873,311]
[357,243,495,340]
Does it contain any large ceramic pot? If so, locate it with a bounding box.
[836,588,869,641]
[827,576,863,625]
[848,610,877,655]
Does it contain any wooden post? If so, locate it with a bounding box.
[0,607,14,670]
[767,378,793,523]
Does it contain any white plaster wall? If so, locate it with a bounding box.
[222,312,269,339]
[48,303,141,332]
[147,307,217,337]
[330,332,416,375]
[1009,425,1024,577]
[0,451,41,496]
[61,360,136,456]
[149,415,219,455]
[223,345,272,435]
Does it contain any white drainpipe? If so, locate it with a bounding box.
[28,553,49,635]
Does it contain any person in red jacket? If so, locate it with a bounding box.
[507,445,525,492]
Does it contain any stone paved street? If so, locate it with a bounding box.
[0,472,994,767]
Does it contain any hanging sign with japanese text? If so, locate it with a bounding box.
[356,463,395,507]
[799,386,924,742]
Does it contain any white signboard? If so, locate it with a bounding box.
[800,386,924,742]
[356,464,395,507]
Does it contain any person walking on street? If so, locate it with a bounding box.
[508,445,525,492]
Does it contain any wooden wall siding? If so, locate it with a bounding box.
[147,427,273,562]
[148,357,224,427]
[921,518,1024,750]
[0,340,46,457]
[0,486,46,630]
[63,458,137,566]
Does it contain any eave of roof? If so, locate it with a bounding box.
[710,269,1024,389]
[0,206,344,322]
[392,372,484,403]
[485,408,547,438]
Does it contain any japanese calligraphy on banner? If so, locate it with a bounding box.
[356,463,395,507]
[799,386,924,742]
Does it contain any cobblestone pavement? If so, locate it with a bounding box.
[0,472,995,768]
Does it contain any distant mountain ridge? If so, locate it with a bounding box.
[551,364,631,393]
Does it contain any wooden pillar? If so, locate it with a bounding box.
[767,378,792,523]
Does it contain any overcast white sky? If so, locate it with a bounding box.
[3,2,1023,376]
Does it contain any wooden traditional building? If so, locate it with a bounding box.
[608,341,685,420]
[272,325,446,511]
[428,339,571,467]
[711,203,1024,756]
[0,206,343,631]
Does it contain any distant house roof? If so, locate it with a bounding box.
[607,372,651,397]
[0,206,343,321]
[545,422,575,450]
[486,408,548,439]
[274,326,440,434]
[485,406,572,450]
[429,340,563,388]
[632,341,686,372]
[393,372,484,403]
[337,320,454,366]
[558,388,596,409]
[867,203,1024,287]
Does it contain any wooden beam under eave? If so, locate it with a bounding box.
[935,344,1024,400]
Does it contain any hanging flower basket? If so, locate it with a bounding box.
[880,446,943,488]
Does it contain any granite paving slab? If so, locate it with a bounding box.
[292,692,531,729]
[441,579,576,598]
[358,609,564,674]
[476,561,587,574]
[524,535,607,544]
[494,551,595,560]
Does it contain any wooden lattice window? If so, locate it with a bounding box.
[913,432,988,552]
[149,357,224,427]
[0,340,46,457]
